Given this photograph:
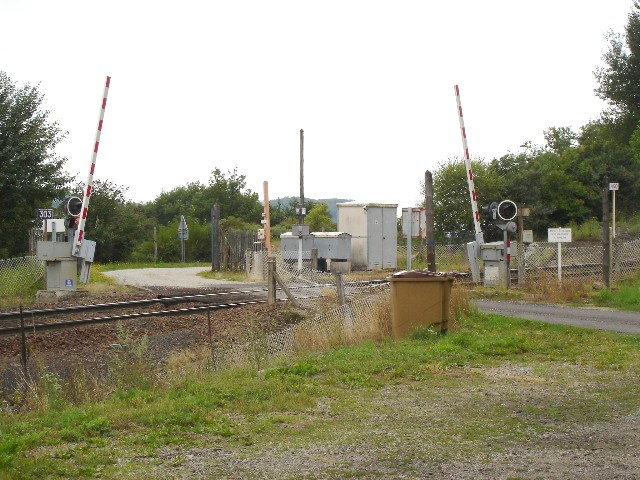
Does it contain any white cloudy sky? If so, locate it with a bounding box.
[1,0,634,213]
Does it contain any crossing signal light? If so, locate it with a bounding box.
[62,196,82,230]
[497,200,517,221]
[484,200,518,222]
[64,196,82,216]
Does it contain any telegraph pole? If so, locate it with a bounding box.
[425,171,436,271]
[297,129,305,271]
[299,129,305,225]
[602,175,610,288]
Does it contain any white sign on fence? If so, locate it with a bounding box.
[548,227,572,243]
[548,227,572,284]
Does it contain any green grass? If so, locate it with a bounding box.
[593,273,640,311]
[1,310,638,478]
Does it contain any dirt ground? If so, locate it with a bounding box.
[150,377,640,480]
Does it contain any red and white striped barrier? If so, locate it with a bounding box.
[73,76,110,256]
[454,85,484,244]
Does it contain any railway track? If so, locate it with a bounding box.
[0,280,389,337]
[0,288,274,337]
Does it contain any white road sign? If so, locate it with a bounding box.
[548,227,572,243]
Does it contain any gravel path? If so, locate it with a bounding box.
[103,267,257,289]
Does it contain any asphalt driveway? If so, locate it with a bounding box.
[473,298,640,335]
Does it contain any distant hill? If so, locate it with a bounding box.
[270,197,353,222]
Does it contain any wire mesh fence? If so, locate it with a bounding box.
[0,256,45,297]
[397,239,640,285]
[2,237,639,298]
[612,237,640,281]
[216,237,640,370]
[518,239,640,285]
[214,288,391,369]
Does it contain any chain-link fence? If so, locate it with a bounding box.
[0,256,45,297]
[3,237,639,298]
[612,237,640,281]
[518,239,640,285]
[398,239,640,285]
[215,288,391,369]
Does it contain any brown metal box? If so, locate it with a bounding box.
[390,273,454,338]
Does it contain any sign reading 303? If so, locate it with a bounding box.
[37,209,54,220]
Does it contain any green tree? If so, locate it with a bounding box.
[131,218,212,263]
[205,168,263,223]
[145,181,205,226]
[269,198,297,226]
[73,179,153,262]
[0,72,71,257]
[427,158,506,243]
[492,132,595,236]
[146,168,263,226]
[305,203,336,232]
[572,120,639,218]
[594,1,640,136]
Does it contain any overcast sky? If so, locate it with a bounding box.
[2,1,634,215]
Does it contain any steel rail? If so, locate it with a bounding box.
[0,288,271,321]
[0,299,275,337]
[0,280,388,321]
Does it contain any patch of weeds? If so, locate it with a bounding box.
[407,325,441,340]
[80,416,111,437]
[247,313,273,372]
[281,307,305,323]
[12,359,66,412]
[593,275,640,311]
[168,455,186,467]
[267,361,320,378]
[337,372,380,390]
[107,324,158,392]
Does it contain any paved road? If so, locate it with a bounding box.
[104,268,640,335]
[474,299,640,335]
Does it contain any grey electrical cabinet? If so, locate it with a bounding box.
[312,232,351,260]
[36,241,78,290]
[279,232,351,262]
[337,202,397,270]
[279,232,315,260]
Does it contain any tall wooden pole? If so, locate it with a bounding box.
[517,210,524,285]
[602,175,610,288]
[299,129,305,225]
[263,181,272,256]
[425,171,436,271]
[211,204,220,271]
[298,129,305,271]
